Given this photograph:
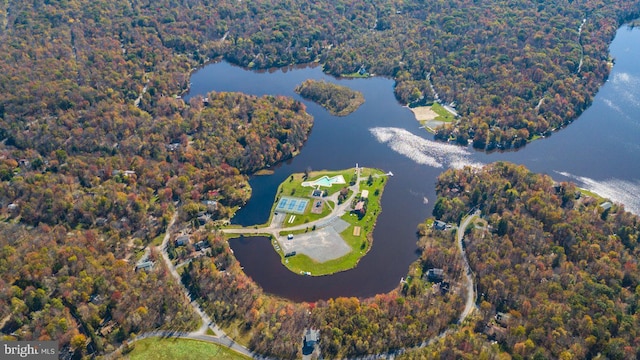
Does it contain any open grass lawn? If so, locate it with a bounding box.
[578,187,605,201]
[278,170,387,275]
[277,169,357,199]
[430,102,456,122]
[338,173,386,250]
[221,319,253,347]
[282,200,335,228]
[284,242,366,276]
[124,338,250,360]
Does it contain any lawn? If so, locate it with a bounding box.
[124,338,250,360]
[430,102,456,122]
[277,170,388,275]
[281,200,335,228]
[224,167,389,275]
[277,169,357,199]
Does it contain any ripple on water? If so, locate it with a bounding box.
[556,171,640,215]
[369,127,483,169]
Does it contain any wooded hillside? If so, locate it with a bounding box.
[1,0,639,357]
[431,162,640,359]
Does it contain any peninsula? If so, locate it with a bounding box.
[224,166,390,275]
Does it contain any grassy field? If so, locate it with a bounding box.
[578,187,605,201]
[284,242,365,276]
[280,199,335,228]
[430,102,456,122]
[278,170,388,275]
[123,338,251,360]
[277,169,357,198]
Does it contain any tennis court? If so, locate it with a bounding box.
[275,196,309,214]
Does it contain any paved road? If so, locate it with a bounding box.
[222,168,367,239]
[106,330,257,359]
[153,212,255,357]
[106,208,481,359]
[457,210,480,323]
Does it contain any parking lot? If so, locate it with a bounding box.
[278,219,351,262]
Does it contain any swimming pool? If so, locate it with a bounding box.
[302,174,346,188]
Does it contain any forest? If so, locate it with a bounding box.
[123,0,640,148]
[426,162,640,359]
[294,79,365,116]
[0,0,640,358]
[180,222,464,359]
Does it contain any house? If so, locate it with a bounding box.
[600,201,612,211]
[427,268,444,283]
[312,189,325,197]
[304,328,320,348]
[194,240,210,251]
[135,261,154,272]
[433,220,447,230]
[353,201,366,216]
[201,200,218,209]
[7,203,18,211]
[175,235,189,247]
[166,142,180,151]
[495,312,512,327]
[360,190,369,199]
[197,214,210,225]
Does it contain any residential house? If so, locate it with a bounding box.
[194,240,210,251]
[135,261,154,272]
[175,235,189,247]
[304,328,320,348]
[427,268,444,283]
[353,201,366,216]
[433,220,447,230]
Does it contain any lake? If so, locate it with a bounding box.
[184,25,640,302]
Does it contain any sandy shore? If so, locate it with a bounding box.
[408,106,439,121]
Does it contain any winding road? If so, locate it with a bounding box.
[221,167,367,239]
[457,209,480,324]
[106,211,256,359]
[108,206,480,359]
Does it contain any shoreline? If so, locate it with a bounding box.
[407,105,447,132]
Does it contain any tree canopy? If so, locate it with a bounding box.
[295,79,365,116]
[431,162,640,359]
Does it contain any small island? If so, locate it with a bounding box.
[224,166,391,275]
[294,79,365,116]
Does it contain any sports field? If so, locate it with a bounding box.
[275,196,309,214]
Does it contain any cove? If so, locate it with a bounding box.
[184,25,640,302]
